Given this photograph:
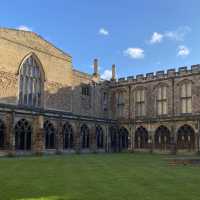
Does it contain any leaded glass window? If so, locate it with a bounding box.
[19,55,43,107]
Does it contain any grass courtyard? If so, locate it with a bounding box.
[0,153,200,200]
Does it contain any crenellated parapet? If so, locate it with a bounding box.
[112,64,200,85]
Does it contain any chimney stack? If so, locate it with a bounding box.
[93,58,99,76]
[111,64,116,80]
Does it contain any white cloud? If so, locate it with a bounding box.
[150,32,163,44]
[99,28,109,36]
[149,26,191,44]
[17,25,32,32]
[101,69,112,80]
[165,26,191,41]
[177,45,190,57]
[124,48,144,59]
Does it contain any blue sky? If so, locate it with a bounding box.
[1,0,200,79]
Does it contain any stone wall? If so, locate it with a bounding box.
[110,69,200,120]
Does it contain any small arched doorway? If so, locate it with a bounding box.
[155,126,171,150]
[63,122,74,149]
[81,124,90,149]
[15,119,32,150]
[119,127,129,150]
[44,121,55,149]
[0,120,5,149]
[96,126,104,149]
[177,124,195,150]
[135,126,148,149]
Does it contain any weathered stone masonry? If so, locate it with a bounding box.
[0,28,200,156]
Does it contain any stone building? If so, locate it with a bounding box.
[0,28,199,155]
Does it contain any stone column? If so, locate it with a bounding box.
[5,112,15,155]
[195,130,198,153]
[129,125,134,152]
[74,121,81,153]
[170,125,177,155]
[105,125,110,153]
[148,127,154,153]
[32,115,44,155]
[56,118,63,154]
[90,125,97,153]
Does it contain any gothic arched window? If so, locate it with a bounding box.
[81,124,90,149]
[19,54,44,107]
[15,119,32,150]
[96,126,104,149]
[63,123,74,149]
[44,121,55,149]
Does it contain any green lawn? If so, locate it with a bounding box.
[0,153,200,200]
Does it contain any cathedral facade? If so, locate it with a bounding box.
[0,28,199,155]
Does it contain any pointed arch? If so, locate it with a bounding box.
[155,125,171,149]
[15,119,32,150]
[18,53,45,108]
[96,125,104,149]
[135,126,148,149]
[44,120,55,149]
[81,124,90,149]
[63,122,74,149]
[119,127,129,150]
[109,126,119,152]
[177,124,195,150]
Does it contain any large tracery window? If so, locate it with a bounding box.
[180,82,192,113]
[19,54,44,108]
[157,85,167,115]
[135,89,145,117]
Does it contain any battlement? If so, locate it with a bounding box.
[115,64,200,84]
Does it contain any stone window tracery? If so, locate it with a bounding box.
[19,55,43,107]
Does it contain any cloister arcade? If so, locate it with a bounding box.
[0,116,198,154]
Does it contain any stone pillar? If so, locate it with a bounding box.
[197,134,200,154]
[105,125,110,152]
[129,126,134,152]
[5,112,15,155]
[32,115,44,155]
[194,131,198,153]
[170,125,177,155]
[74,121,81,153]
[56,118,63,154]
[148,128,154,153]
[90,125,97,153]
